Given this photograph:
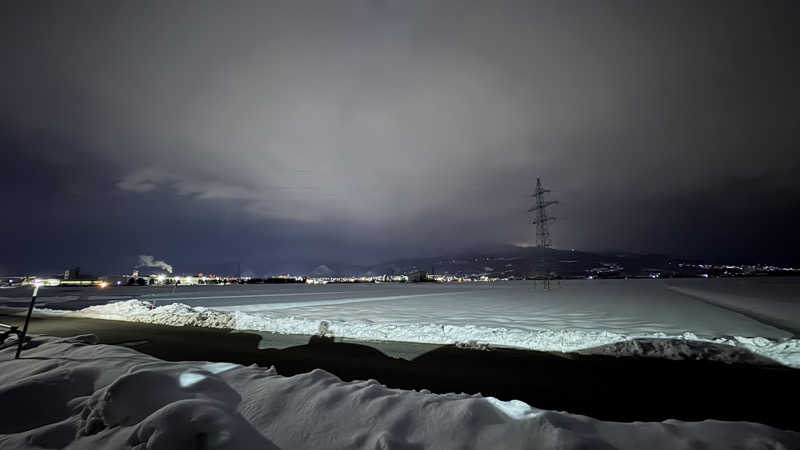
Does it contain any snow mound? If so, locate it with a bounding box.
[40,299,800,368]
[578,338,781,365]
[47,299,237,329]
[1,335,798,449]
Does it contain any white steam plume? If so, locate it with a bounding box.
[136,255,173,274]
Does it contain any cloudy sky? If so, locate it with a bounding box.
[2,0,799,274]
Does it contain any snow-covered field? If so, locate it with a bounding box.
[665,277,800,335]
[36,279,800,367]
[1,335,797,449]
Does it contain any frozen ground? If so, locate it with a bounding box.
[1,335,797,449]
[31,279,800,367]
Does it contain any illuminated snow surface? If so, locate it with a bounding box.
[41,279,800,367]
[1,335,798,449]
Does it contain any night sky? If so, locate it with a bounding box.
[2,1,799,275]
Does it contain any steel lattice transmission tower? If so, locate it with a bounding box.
[528,178,558,288]
[529,178,558,248]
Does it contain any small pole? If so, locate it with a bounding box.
[15,284,39,359]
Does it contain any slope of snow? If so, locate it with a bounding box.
[40,299,800,368]
[667,278,800,334]
[1,335,797,449]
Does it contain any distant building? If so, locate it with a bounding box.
[406,270,427,282]
[64,267,81,280]
[61,266,101,286]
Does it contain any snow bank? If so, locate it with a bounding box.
[577,337,782,365]
[43,299,800,368]
[44,299,237,328]
[1,335,798,449]
[233,311,800,367]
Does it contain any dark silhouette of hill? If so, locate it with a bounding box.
[352,245,692,278]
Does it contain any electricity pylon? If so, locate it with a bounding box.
[529,178,558,289]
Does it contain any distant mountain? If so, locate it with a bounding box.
[173,246,696,279]
[156,246,701,279]
[309,265,335,277]
[343,245,694,279]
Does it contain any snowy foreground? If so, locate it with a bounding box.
[1,335,798,450]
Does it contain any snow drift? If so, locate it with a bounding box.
[1,335,798,449]
[43,299,800,368]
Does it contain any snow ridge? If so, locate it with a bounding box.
[41,299,800,368]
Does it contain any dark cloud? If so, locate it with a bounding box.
[1,0,799,274]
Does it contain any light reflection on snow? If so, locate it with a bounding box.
[179,372,206,388]
[486,397,543,420]
[201,362,238,374]
[179,363,237,387]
